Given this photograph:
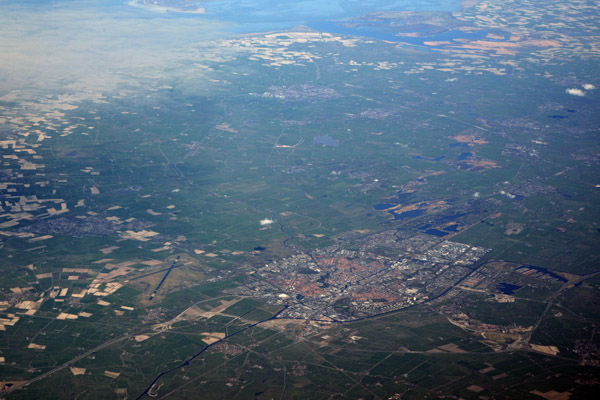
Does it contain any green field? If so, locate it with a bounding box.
[1,0,599,398]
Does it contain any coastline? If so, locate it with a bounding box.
[127,0,206,14]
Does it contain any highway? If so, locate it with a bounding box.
[0,333,133,396]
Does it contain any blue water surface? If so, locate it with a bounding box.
[315,135,340,147]
[128,0,465,33]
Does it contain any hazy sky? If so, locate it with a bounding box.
[0,0,462,113]
[0,0,229,105]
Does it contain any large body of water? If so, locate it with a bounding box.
[128,0,465,33]
[0,0,468,114]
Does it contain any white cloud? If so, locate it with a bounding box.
[499,190,516,199]
[259,218,274,226]
[0,2,229,105]
[582,83,595,90]
[566,88,585,96]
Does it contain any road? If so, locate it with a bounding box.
[149,256,181,300]
[510,270,600,351]
[135,305,288,399]
[0,332,134,396]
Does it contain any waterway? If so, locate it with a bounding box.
[135,305,289,399]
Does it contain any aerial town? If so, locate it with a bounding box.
[230,230,489,321]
